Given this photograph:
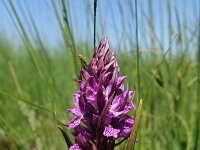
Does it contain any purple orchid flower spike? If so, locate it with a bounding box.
[67,38,135,150]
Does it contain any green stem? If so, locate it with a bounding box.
[194,1,200,149]
[94,0,97,49]
[135,0,140,99]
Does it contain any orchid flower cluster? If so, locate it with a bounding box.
[67,38,135,150]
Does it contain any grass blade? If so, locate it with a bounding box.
[144,35,177,100]
[0,90,52,114]
[135,0,140,100]
[7,0,44,79]
[51,0,78,74]
[94,0,97,49]
[0,119,19,150]
[58,125,72,148]
[194,1,200,148]
[126,99,143,150]
[61,0,77,58]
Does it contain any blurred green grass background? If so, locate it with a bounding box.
[0,0,199,149]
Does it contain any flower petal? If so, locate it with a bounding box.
[110,92,125,112]
[112,102,134,117]
[68,108,82,117]
[81,69,90,80]
[103,72,112,85]
[105,81,113,96]
[78,80,84,89]
[119,115,134,137]
[116,76,126,86]
[124,115,134,127]
[69,144,80,150]
[68,117,82,129]
[73,93,80,107]
[73,126,92,140]
[86,87,98,112]
[88,76,97,89]
[103,125,120,138]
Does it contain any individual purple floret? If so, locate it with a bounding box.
[68,38,135,150]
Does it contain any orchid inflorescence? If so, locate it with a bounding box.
[67,38,136,150]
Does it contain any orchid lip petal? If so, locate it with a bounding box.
[68,117,82,129]
[69,143,80,150]
[103,125,120,138]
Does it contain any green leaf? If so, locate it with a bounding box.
[58,125,72,148]
[126,99,143,150]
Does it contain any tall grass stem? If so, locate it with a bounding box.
[194,1,200,148]
[135,0,140,99]
[94,0,97,49]
[7,0,44,79]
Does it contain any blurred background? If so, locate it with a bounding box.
[0,0,199,149]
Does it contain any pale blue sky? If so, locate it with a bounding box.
[0,0,199,51]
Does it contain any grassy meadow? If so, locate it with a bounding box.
[0,0,199,150]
